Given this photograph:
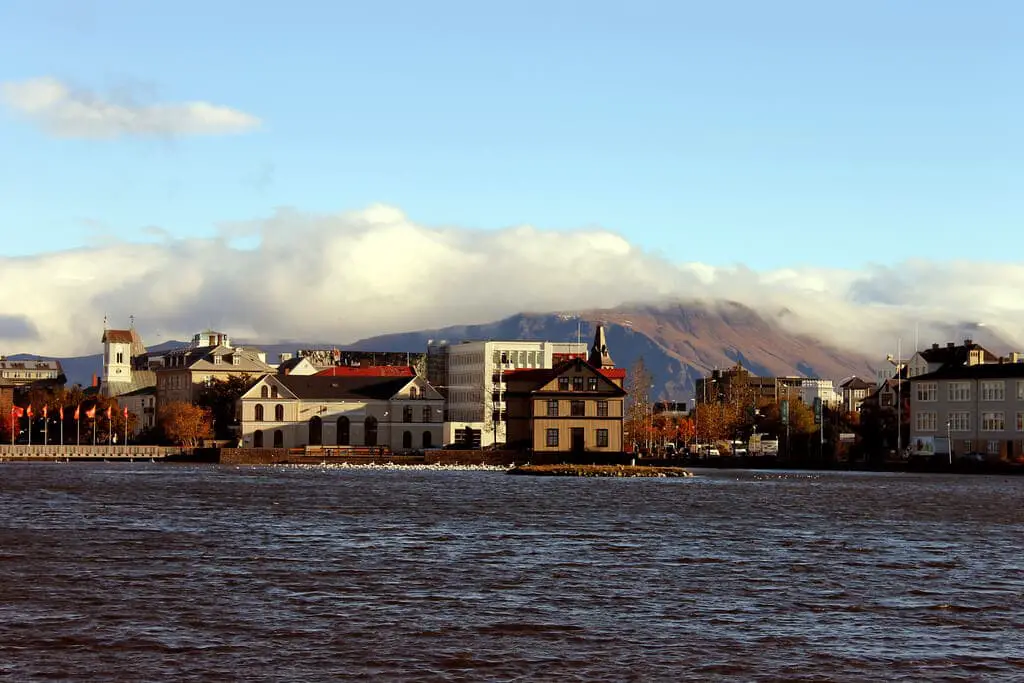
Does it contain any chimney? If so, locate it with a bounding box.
[280,352,293,363]
[964,338,973,347]
[931,343,939,350]
[947,342,954,348]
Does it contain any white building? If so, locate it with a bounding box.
[795,378,842,408]
[434,339,588,447]
[238,373,445,452]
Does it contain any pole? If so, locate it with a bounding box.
[947,421,952,466]
[92,417,96,446]
[124,412,128,447]
[60,412,64,446]
[896,338,902,457]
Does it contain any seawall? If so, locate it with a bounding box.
[0,445,185,461]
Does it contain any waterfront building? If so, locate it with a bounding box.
[237,372,444,451]
[427,338,588,447]
[0,357,66,392]
[155,330,274,410]
[503,326,627,454]
[908,359,1024,461]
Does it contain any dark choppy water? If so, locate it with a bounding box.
[1,464,1023,681]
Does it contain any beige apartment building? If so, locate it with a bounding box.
[908,362,1024,461]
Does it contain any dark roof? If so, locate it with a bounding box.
[276,357,306,373]
[919,342,999,367]
[504,358,627,396]
[275,375,416,401]
[840,376,875,390]
[912,362,1024,381]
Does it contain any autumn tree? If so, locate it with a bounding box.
[195,375,256,439]
[624,357,654,451]
[159,401,213,448]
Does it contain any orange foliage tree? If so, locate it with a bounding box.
[159,402,213,447]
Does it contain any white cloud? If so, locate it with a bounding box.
[0,77,260,139]
[1,203,1022,358]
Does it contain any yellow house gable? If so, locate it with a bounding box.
[534,360,625,395]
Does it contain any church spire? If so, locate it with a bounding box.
[588,323,614,369]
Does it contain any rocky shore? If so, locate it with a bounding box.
[508,464,693,478]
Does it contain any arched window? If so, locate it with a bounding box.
[271,386,279,398]
[410,387,418,400]
[422,431,433,448]
[260,386,269,398]
[254,404,264,421]
[402,430,412,449]
[273,430,284,448]
[403,405,413,422]
[364,416,378,447]
[309,415,323,446]
[337,416,350,446]
[253,430,263,447]
[275,404,284,421]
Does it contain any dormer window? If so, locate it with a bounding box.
[232,355,240,366]
[214,355,223,365]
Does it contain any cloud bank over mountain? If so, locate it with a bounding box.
[2,204,1021,357]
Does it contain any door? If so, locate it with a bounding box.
[571,428,585,453]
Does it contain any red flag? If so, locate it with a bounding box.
[26,405,33,418]
[123,406,128,418]
[42,405,48,418]
[105,405,112,420]
[59,405,64,420]
[74,405,80,420]
[11,406,24,419]
[85,406,96,419]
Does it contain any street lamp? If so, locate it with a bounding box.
[946,420,953,466]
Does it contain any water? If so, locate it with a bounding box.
[1,464,1022,681]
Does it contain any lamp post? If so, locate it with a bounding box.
[946,420,953,466]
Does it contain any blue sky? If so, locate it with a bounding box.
[0,0,1021,269]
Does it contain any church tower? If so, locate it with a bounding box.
[100,317,135,396]
[588,324,615,370]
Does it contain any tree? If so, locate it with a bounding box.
[195,375,255,439]
[624,357,654,451]
[159,402,213,447]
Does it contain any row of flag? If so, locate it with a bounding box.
[10,404,128,420]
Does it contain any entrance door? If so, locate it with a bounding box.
[571,428,585,453]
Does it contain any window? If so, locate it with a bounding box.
[597,400,609,417]
[981,411,1005,431]
[987,440,1001,455]
[422,431,433,448]
[981,381,1005,402]
[1018,381,1024,401]
[364,416,378,447]
[214,355,222,365]
[914,411,937,431]
[916,383,937,402]
[547,400,559,417]
[403,406,413,423]
[309,416,323,446]
[274,404,284,421]
[545,428,559,448]
[337,416,350,445]
[273,430,284,448]
[422,406,432,423]
[254,404,264,421]
[948,411,970,432]
[572,376,584,391]
[570,400,585,417]
[253,430,263,447]
[947,382,971,402]
[410,387,418,400]
[116,352,124,364]
[963,440,973,452]
[1018,413,1024,432]
[596,428,609,447]
[261,386,269,399]
[558,377,569,391]
[402,431,412,449]
[587,377,599,391]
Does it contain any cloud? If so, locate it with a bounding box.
[0,77,260,139]
[1,203,1022,359]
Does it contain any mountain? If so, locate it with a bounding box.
[14,302,1018,400]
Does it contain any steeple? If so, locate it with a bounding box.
[588,324,614,369]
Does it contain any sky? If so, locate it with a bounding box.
[0,0,1022,356]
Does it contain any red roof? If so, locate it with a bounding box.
[601,368,627,379]
[315,365,415,377]
[503,361,626,382]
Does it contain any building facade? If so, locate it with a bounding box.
[155,330,274,410]
[0,357,65,392]
[908,361,1024,461]
[428,338,588,447]
[238,373,444,452]
[503,326,627,454]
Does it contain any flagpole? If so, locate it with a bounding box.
[108,409,112,447]
[27,409,31,446]
[60,409,64,446]
[92,416,96,446]
[124,408,128,446]
[44,408,48,446]
[76,408,81,446]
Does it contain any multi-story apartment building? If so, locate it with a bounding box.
[909,360,1024,461]
[427,337,588,447]
[905,339,999,378]
[0,357,65,391]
